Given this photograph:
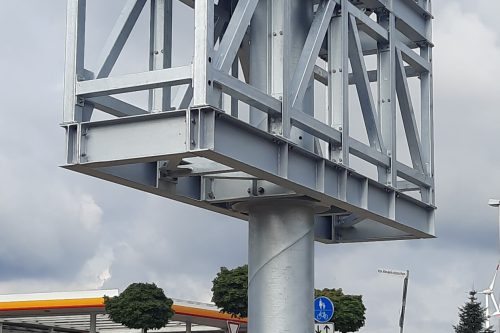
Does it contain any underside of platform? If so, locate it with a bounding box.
[64,107,434,243]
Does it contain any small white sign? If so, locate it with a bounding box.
[227,321,240,333]
[314,323,334,333]
[377,268,408,277]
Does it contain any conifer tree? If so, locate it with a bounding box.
[454,290,495,333]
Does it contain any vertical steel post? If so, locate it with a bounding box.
[185,322,192,333]
[63,0,87,123]
[248,0,269,130]
[230,59,239,118]
[329,2,349,165]
[149,0,173,112]
[287,1,314,150]
[249,0,313,150]
[247,200,315,333]
[420,2,434,204]
[193,0,214,106]
[378,8,397,187]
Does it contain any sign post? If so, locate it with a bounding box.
[378,268,410,333]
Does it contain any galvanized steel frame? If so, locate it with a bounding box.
[62,0,435,243]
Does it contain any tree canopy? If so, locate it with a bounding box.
[315,288,366,333]
[211,265,248,317]
[454,290,494,333]
[210,265,366,333]
[104,283,174,333]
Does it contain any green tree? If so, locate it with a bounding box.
[104,283,174,333]
[315,288,366,333]
[211,265,248,317]
[454,290,495,333]
[210,265,366,333]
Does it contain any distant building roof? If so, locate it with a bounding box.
[0,290,247,333]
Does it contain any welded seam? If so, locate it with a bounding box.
[248,227,313,288]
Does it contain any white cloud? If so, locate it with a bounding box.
[1,2,500,333]
[78,194,103,231]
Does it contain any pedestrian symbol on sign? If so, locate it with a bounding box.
[314,296,334,323]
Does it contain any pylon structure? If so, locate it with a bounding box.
[62,1,435,332]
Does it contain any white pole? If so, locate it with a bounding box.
[497,206,500,331]
[487,200,500,331]
[497,206,500,255]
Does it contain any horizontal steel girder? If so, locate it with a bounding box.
[63,108,435,243]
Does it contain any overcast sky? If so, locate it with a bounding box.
[1,1,500,333]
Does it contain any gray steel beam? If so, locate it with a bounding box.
[213,0,258,73]
[396,162,431,188]
[96,0,147,79]
[289,0,336,110]
[212,70,282,116]
[392,0,431,43]
[172,85,193,110]
[75,111,191,167]
[314,65,419,86]
[291,110,342,144]
[396,41,431,73]
[149,0,173,112]
[87,96,147,117]
[395,48,425,173]
[348,14,384,151]
[195,110,434,237]
[345,1,388,42]
[349,138,390,168]
[64,109,434,239]
[76,66,192,98]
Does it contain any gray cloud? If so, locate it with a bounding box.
[1,1,500,333]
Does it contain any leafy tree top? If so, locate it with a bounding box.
[210,265,366,333]
[315,288,366,333]
[454,290,495,333]
[104,283,174,332]
[211,265,248,317]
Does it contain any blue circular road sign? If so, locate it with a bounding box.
[314,296,334,323]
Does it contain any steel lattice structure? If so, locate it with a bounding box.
[63,0,435,243]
